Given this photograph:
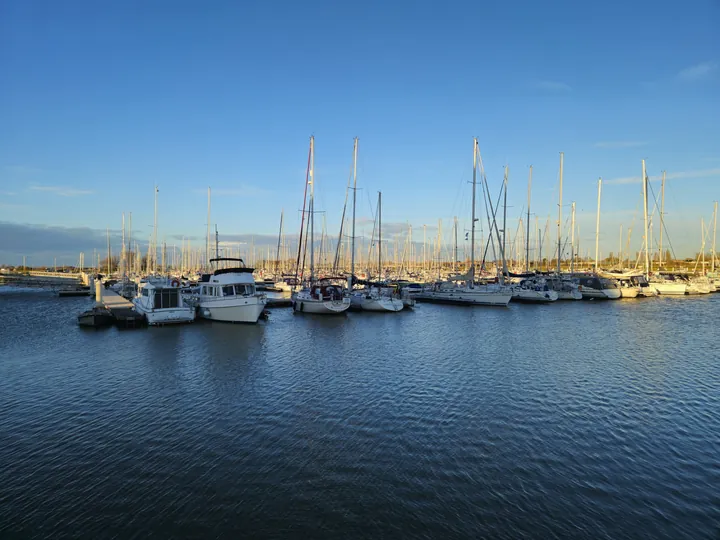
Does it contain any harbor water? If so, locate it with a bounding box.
[1,290,718,539]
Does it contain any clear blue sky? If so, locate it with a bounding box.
[1,0,718,264]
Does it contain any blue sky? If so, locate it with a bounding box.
[1,0,719,265]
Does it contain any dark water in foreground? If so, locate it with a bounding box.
[1,289,719,539]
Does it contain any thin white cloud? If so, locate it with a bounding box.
[29,185,94,197]
[594,141,648,149]
[533,80,572,92]
[605,168,720,185]
[0,191,18,196]
[676,61,717,81]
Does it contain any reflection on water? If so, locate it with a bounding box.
[0,292,718,539]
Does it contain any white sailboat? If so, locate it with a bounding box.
[356,191,404,312]
[417,138,512,307]
[291,136,351,315]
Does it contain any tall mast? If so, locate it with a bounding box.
[128,212,132,274]
[502,165,508,273]
[206,187,211,270]
[470,138,477,285]
[557,152,564,275]
[106,227,111,276]
[350,137,358,289]
[215,225,219,264]
[619,224,623,269]
[153,185,158,274]
[453,216,458,272]
[571,201,576,274]
[659,171,665,268]
[121,212,126,277]
[642,160,650,278]
[594,177,602,272]
[713,201,718,273]
[309,136,315,281]
[526,166,532,272]
[378,192,382,280]
[275,210,283,274]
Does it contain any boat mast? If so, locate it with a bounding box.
[350,138,358,289]
[275,210,283,275]
[470,138,477,287]
[659,171,665,268]
[378,191,382,280]
[571,201,576,274]
[309,136,315,281]
[713,200,718,273]
[153,185,158,274]
[642,160,650,279]
[215,226,219,267]
[594,177,602,272]
[106,227,111,276]
[557,152,563,275]
[526,166,532,272]
[453,216,458,272]
[502,166,508,274]
[206,187,211,270]
[121,212,126,277]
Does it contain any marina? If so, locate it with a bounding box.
[1,286,718,538]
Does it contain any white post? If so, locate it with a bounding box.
[571,202,576,274]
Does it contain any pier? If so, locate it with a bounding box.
[96,287,145,328]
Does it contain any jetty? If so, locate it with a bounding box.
[93,284,145,328]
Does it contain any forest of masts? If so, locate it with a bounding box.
[64,178,718,279]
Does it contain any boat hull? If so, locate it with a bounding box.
[511,289,558,303]
[416,290,512,306]
[620,287,640,298]
[360,296,404,312]
[651,282,687,295]
[133,303,195,325]
[555,290,583,300]
[292,297,351,314]
[198,298,266,323]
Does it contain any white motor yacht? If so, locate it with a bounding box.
[573,274,621,300]
[133,279,195,325]
[546,276,583,300]
[193,258,267,323]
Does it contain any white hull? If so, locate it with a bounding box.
[293,297,351,314]
[511,289,558,303]
[556,290,583,300]
[603,288,622,299]
[360,296,404,312]
[620,287,640,298]
[133,303,195,325]
[198,297,266,323]
[651,282,687,295]
[417,288,512,306]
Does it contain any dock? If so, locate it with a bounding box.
[266,296,292,308]
[100,289,145,328]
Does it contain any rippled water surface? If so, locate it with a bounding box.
[1,290,719,539]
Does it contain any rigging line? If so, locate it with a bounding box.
[647,180,677,261]
[293,144,312,284]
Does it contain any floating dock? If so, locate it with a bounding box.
[98,288,145,328]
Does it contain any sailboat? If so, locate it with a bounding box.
[291,136,351,314]
[416,138,512,307]
[353,191,404,312]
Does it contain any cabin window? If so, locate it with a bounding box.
[222,285,234,296]
[234,284,254,295]
[153,289,179,309]
[142,288,149,297]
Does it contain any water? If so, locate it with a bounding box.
[1,290,719,539]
